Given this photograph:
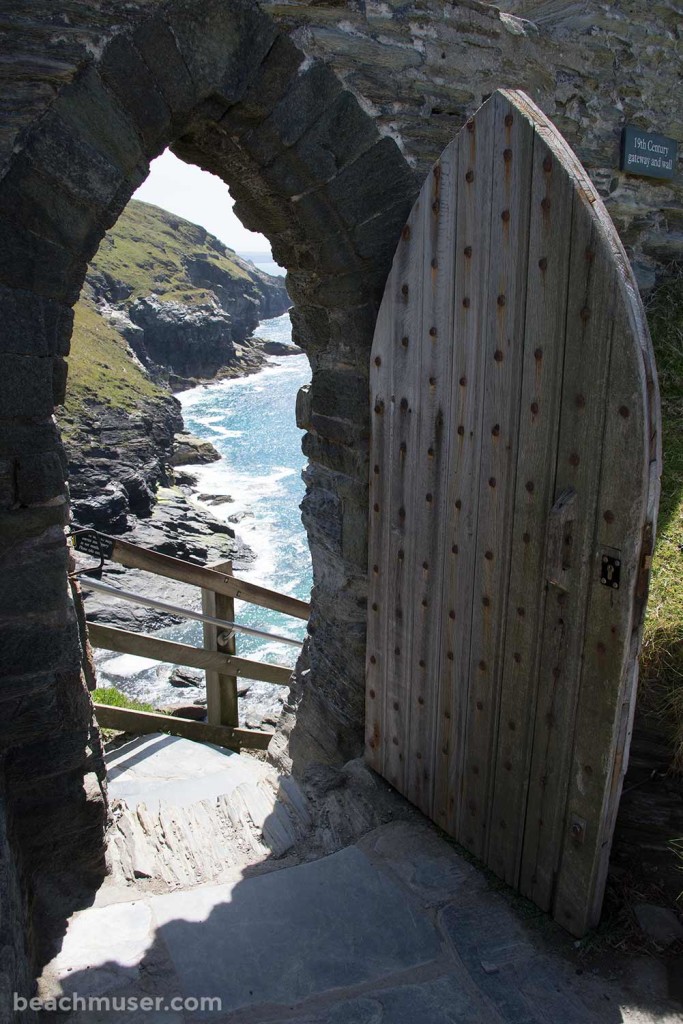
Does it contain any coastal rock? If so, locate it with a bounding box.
[127,295,236,380]
[64,390,183,533]
[171,432,222,467]
[80,486,253,634]
[156,703,207,721]
[169,669,202,689]
[259,340,303,356]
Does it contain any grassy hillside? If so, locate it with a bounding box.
[90,198,253,304]
[640,266,683,767]
[59,292,167,442]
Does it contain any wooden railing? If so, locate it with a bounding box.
[74,533,309,752]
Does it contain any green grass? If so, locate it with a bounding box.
[94,686,156,713]
[640,265,683,768]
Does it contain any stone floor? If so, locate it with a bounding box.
[38,736,683,1023]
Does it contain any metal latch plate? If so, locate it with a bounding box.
[600,554,621,590]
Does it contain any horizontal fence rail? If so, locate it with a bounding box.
[93,705,273,751]
[88,623,295,686]
[85,578,304,648]
[110,537,310,619]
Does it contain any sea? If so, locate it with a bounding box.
[96,254,313,725]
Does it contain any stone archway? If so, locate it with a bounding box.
[0,0,419,988]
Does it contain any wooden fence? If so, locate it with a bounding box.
[74,533,309,751]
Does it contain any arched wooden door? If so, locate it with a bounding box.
[365,90,660,937]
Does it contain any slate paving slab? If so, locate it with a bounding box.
[149,845,443,1016]
[298,975,498,1024]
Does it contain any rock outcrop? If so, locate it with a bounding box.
[88,199,290,382]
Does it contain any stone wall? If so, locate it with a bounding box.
[0,0,680,1001]
[265,0,682,291]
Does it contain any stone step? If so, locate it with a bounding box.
[104,733,312,892]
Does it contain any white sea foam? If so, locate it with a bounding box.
[96,653,159,678]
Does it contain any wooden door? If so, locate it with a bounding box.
[365,90,660,937]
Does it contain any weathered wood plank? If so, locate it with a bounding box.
[93,704,272,751]
[404,141,458,815]
[382,194,426,792]
[366,274,395,773]
[433,98,497,837]
[484,126,574,884]
[518,211,617,911]
[202,559,239,729]
[552,295,654,935]
[110,538,310,620]
[457,93,534,861]
[88,623,293,686]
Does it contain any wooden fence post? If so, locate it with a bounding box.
[202,559,239,728]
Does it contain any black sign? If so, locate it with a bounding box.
[71,530,114,559]
[620,126,677,180]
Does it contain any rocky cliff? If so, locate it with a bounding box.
[88,199,290,382]
[58,199,291,533]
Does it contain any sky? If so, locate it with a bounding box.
[133,149,270,254]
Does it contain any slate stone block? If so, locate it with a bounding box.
[0,353,54,419]
[52,355,68,407]
[0,283,73,358]
[0,216,84,302]
[309,412,361,446]
[294,89,380,182]
[0,617,81,680]
[27,111,126,210]
[296,382,312,430]
[439,901,539,1024]
[312,367,369,424]
[324,135,419,230]
[133,14,198,124]
[241,61,343,166]
[13,769,106,862]
[99,34,173,153]
[342,504,370,568]
[149,846,440,1014]
[167,0,276,105]
[313,974,493,1024]
[6,729,95,788]
[0,501,69,547]
[15,449,67,506]
[55,65,145,178]
[0,679,62,748]
[225,33,303,133]
[0,154,104,257]
[0,528,68,617]
[0,669,59,706]
[303,431,365,478]
[353,196,416,265]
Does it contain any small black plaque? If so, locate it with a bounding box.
[620,126,677,181]
[72,530,114,560]
[600,554,621,590]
